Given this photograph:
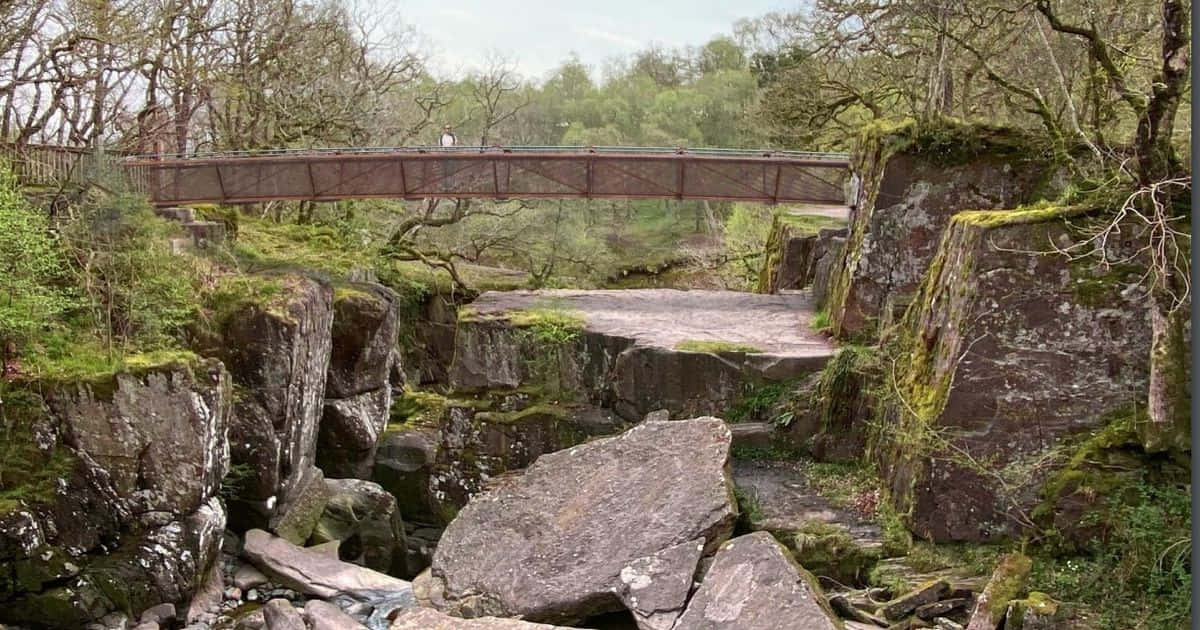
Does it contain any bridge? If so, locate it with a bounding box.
[122,146,850,206]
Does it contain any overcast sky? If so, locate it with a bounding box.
[388,0,794,80]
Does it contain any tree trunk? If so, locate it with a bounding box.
[1144,268,1190,451]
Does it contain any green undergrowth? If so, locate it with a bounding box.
[726,380,795,422]
[0,387,74,514]
[810,309,830,333]
[675,339,763,355]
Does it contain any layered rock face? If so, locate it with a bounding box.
[0,358,230,628]
[428,418,737,623]
[449,289,833,421]
[214,275,334,527]
[876,208,1153,542]
[828,127,1053,339]
[318,283,403,479]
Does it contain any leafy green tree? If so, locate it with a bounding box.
[0,167,70,374]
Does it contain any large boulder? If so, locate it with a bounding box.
[428,418,736,623]
[309,478,406,574]
[874,207,1154,542]
[828,121,1055,339]
[212,275,334,524]
[0,357,231,628]
[673,532,842,630]
[319,283,403,479]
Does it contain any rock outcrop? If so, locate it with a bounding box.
[673,532,842,630]
[827,122,1055,339]
[319,283,403,479]
[0,357,230,628]
[428,418,736,623]
[449,289,833,421]
[212,274,334,529]
[874,207,1153,542]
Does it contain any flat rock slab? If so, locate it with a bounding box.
[732,460,883,545]
[467,289,833,359]
[243,529,412,600]
[389,608,574,629]
[430,418,736,623]
[674,531,841,630]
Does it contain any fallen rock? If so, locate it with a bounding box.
[882,580,951,622]
[234,565,270,591]
[673,532,841,630]
[1004,592,1064,630]
[271,466,331,545]
[139,603,176,626]
[243,529,411,600]
[388,608,575,629]
[829,593,888,626]
[965,554,1031,630]
[916,598,971,620]
[263,599,305,630]
[186,559,224,624]
[372,421,440,525]
[304,599,368,630]
[615,539,705,630]
[309,478,406,574]
[430,418,736,622]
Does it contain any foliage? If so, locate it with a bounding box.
[58,192,200,356]
[0,166,71,366]
[1030,479,1191,629]
[726,380,792,423]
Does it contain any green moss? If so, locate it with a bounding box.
[858,117,1050,168]
[983,553,1032,619]
[474,403,570,425]
[0,388,74,513]
[772,521,885,585]
[508,308,585,341]
[733,486,763,530]
[675,339,763,354]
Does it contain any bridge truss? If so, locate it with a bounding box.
[124,146,850,206]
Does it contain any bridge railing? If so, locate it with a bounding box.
[120,145,851,162]
[1,143,148,195]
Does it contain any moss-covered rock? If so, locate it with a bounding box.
[757,212,847,295]
[871,205,1154,543]
[204,273,334,526]
[827,119,1057,341]
[965,553,1032,630]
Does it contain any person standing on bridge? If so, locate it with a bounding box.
[439,124,457,147]
[438,124,457,193]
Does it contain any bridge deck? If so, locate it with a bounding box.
[124,146,849,205]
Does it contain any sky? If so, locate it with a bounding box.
[386,0,793,80]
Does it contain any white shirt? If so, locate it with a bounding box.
[440,133,456,147]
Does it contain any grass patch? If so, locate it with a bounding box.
[675,339,763,354]
[727,380,793,422]
[508,308,586,345]
[810,309,830,333]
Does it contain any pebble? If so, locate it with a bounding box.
[224,586,243,601]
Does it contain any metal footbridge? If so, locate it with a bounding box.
[123,146,850,206]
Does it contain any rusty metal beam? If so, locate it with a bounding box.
[125,146,849,206]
